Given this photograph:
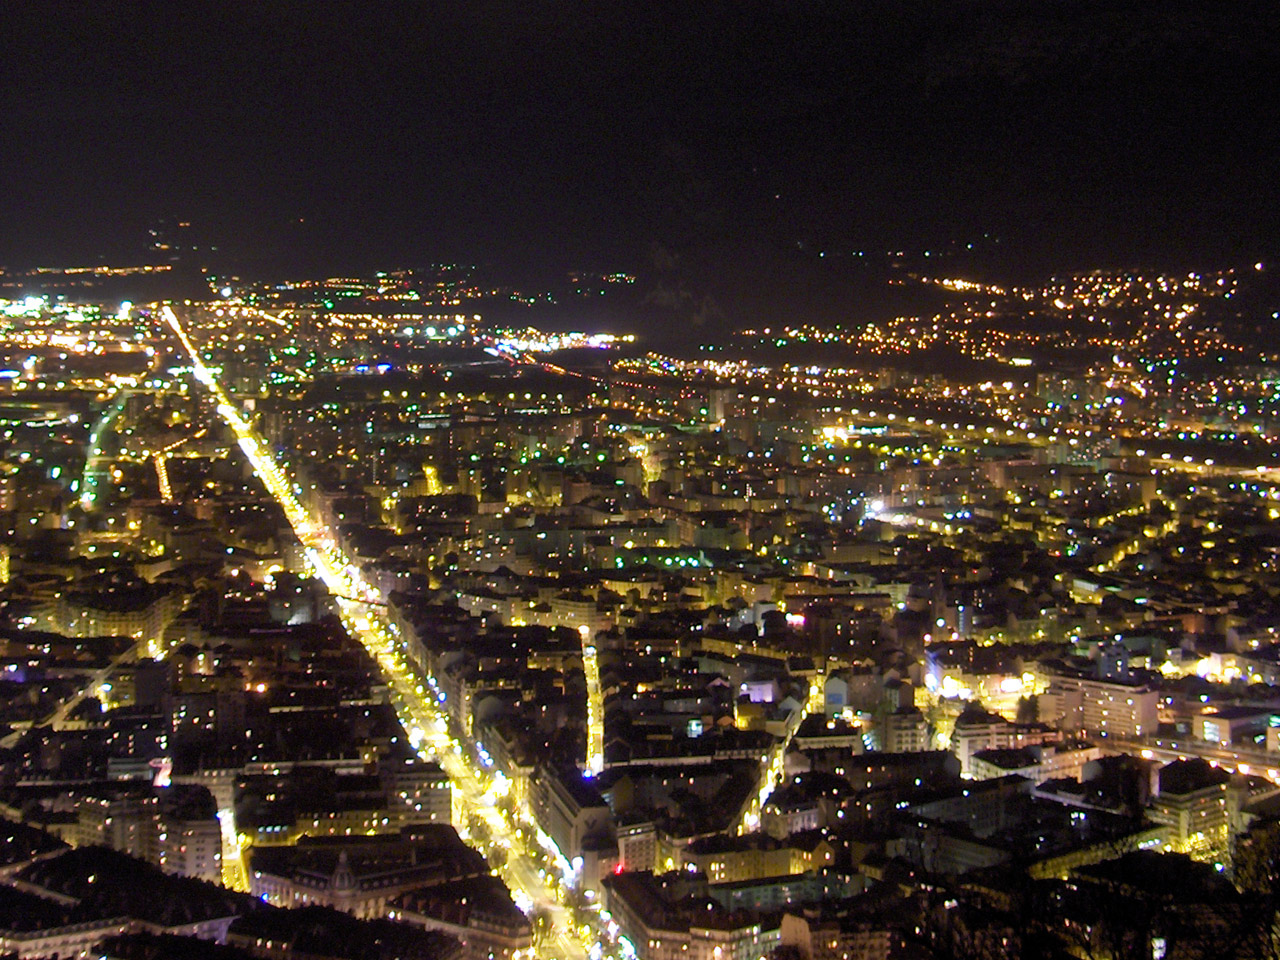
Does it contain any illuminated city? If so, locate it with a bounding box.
[3,5,1280,960]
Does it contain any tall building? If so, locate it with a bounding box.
[1042,673,1158,739]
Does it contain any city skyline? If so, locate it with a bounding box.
[4,6,1280,960]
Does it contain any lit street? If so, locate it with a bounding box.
[165,305,598,960]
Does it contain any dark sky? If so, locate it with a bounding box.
[3,1,1279,280]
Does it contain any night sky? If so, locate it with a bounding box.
[4,1,1279,287]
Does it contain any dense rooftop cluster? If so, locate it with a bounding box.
[1,262,1280,959]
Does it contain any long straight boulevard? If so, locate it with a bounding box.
[161,306,598,960]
